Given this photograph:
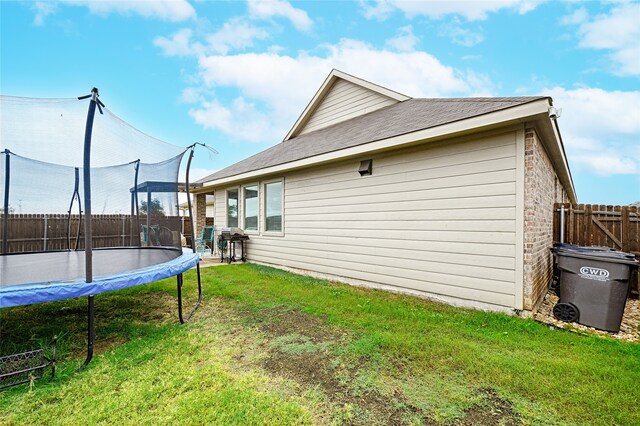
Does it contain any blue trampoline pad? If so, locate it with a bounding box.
[0,247,199,308]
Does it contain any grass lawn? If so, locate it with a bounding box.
[1,263,639,425]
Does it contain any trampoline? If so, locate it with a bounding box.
[0,248,198,308]
[0,89,209,375]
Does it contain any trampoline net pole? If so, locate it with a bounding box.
[81,88,99,369]
[67,167,82,251]
[175,146,203,324]
[2,150,10,254]
[146,190,151,247]
[185,148,197,253]
[132,160,139,247]
[82,89,99,283]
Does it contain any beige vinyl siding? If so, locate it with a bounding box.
[236,130,520,308]
[298,79,398,136]
[215,190,227,227]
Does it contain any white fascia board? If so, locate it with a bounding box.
[283,71,336,141]
[527,99,577,202]
[547,117,578,203]
[550,117,577,202]
[200,99,551,189]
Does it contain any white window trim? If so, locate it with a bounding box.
[262,178,284,237]
[241,182,260,235]
[225,187,240,228]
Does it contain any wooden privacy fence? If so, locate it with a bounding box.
[553,203,639,255]
[1,214,194,254]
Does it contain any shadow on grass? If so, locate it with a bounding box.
[0,280,187,361]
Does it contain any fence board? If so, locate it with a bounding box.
[1,214,191,254]
[622,207,630,253]
[555,203,639,296]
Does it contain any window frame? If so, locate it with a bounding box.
[262,178,284,236]
[225,187,240,228]
[241,182,260,234]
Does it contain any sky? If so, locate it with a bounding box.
[1,0,639,205]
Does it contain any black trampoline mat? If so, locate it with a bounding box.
[1,248,182,287]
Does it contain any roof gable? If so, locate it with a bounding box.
[284,69,410,140]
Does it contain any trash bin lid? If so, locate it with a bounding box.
[552,243,615,253]
[555,248,639,265]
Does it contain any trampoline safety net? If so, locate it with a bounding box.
[1,92,204,376]
[0,95,189,254]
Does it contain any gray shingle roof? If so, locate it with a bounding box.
[198,96,547,183]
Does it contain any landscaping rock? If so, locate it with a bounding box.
[533,291,639,342]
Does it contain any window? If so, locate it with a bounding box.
[264,181,283,232]
[227,189,238,227]
[243,185,258,231]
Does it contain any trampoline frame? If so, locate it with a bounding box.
[1,88,204,374]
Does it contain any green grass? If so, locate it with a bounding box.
[1,264,639,425]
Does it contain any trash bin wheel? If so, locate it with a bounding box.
[553,302,579,323]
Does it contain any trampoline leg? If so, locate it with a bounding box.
[81,295,94,369]
[177,263,203,324]
[177,274,184,323]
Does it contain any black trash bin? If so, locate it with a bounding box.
[551,244,615,295]
[552,247,639,332]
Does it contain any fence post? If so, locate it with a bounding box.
[560,204,565,244]
[568,204,574,244]
[622,206,630,253]
[585,204,592,246]
[2,150,10,254]
[121,215,126,246]
[43,214,48,251]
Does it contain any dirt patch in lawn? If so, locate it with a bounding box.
[257,308,344,342]
[255,307,435,425]
[454,388,520,426]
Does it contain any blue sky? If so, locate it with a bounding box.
[1,0,639,204]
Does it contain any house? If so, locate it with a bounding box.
[180,195,214,218]
[194,69,576,312]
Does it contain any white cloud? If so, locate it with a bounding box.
[361,0,541,21]
[184,38,492,142]
[205,18,269,54]
[179,87,205,103]
[247,0,313,32]
[154,28,204,57]
[439,18,484,47]
[189,98,276,143]
[560,7,587,25]
[564,3,640,76]
[385,25,419,52]
[359,0,395,20]
[60,0,196,22]
[32,2,57,26]
[544,86,640,176]
[547,87,640,137]
[154,19,269,57]
[573,154,638,176]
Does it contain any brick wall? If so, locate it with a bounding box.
[194,193,207,236]
[523,128,566,310]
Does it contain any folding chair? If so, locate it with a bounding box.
[140,224,161,246]
[194,225,215,257]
